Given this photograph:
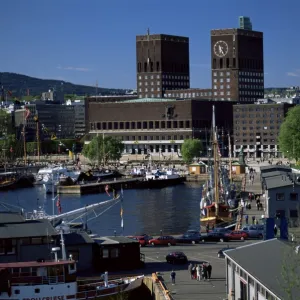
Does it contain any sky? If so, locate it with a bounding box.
[0,0,299,89]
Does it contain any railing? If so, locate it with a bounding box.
[152,273,173,300]
[11,275,64,285]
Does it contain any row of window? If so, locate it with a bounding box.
[239,91,264,96]
[276,193,298,201]
[122,135,189,141]
[138,75,189,80]
[239,85,264,89]
[235,107,282,112]
[213,78,231,83]
[139,94,161,98]
[236,132,276,137]
[165,92,212,98]
[90,120,192,130]
[213,84,231,89]
[239,71,264,77]
[239,78,264,83]
[235,139,276,143]
[235,113,282,118]
[235,126,279,130]
[213,71,230,77]
[139,88,161,92]
[236,120,281,125]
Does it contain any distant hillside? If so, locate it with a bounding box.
[0,72,126,98]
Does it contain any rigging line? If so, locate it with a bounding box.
[0,201,23,210]
[63,200,121,224]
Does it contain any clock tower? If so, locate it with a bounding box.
[211,18,264,103]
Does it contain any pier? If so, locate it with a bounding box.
[58,178,141,194]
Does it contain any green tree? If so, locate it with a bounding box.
[278,106,300,161]
[82,135,124,165]
[181,138,202,164]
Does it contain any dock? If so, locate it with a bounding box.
[58,178,141,194]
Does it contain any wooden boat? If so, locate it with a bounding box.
[200,105,233,229]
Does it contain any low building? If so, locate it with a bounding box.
[164,88,213,99]
[87,98,235,157]
[224,239,298,300]
[0,212,57,263]
[60,232,94,271]
[262,171,300,226]
[85,95,138,103]
[188,162,207,175]
[233,101,294,159]
[93,236,143,272]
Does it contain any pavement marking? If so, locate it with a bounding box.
[145,256,164,262]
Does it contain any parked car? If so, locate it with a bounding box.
[212,228,232,234]
[166,252,188,264]
[185,230,201,236]
[148,236,176,246]
[217,247,235,258]
[127,235,152,247]
[176,233,201,244]
[201,232,229,242]
[225,230,249,241]
[241,225,264,239]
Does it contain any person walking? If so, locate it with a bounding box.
[207,263,212,279]
[245,215,249,225]
[206,223,209,233]
[188,263,193,279]
[170,270,176,285]
[196,264,201,281]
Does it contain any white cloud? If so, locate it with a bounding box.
[56,65,91,72]
[286,72,299,77]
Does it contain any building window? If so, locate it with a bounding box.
[276,193,284,201]
[290,193,298,201]
[213,72,217,76]
[110,248,119,258]
[248,277,254,286]
[290,210,298,218]
[102,249,109,258]
[266,291,276,300]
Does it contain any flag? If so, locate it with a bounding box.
[217,143,222,157]
[7,90,12,97]
[56,197,62,214]
[9,147,13,153]
[25,108,30,120]
[51,134,57,140]
[120,207,123,217]
[105,185,110,197]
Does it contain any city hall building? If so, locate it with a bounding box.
[86,98,235,156]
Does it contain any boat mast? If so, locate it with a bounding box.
[212,105,219,216]
[35,116,40,162]
[228,133,232,182]
[23,125,27,166]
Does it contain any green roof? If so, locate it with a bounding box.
[117,98,175,103]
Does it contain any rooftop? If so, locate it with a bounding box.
[62,232,95,245]
[0,213,57,239]
[224,239,299,299]
[0,260,74,269]
[93,236,139,245]
[117,98,175,103]
[260,165,291,174]
[264,174,294,189]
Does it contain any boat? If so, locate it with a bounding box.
[0,172,34,190]
[35,165,80,186]
[200,105,233,229]
[0,232,144,300]
[136,168,185,189]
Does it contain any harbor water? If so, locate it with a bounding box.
[0,183,202,236]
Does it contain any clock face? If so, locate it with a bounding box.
[214,41,229,57]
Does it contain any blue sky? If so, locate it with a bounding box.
[0,0,299,89]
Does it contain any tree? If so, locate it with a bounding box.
[82,135,124,165]
[181,138,202,164]
[278,105,300,161]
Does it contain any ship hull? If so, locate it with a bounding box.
[135,176,186,189]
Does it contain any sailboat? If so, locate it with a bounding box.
[200,105,233,229]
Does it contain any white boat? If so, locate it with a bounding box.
[35,165,80,186]
[0,232,144,300]
[145,168,180,180]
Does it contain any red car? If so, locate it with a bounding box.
[148,236,176,246]
[225,230,249,241]
[127,235,152,247]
